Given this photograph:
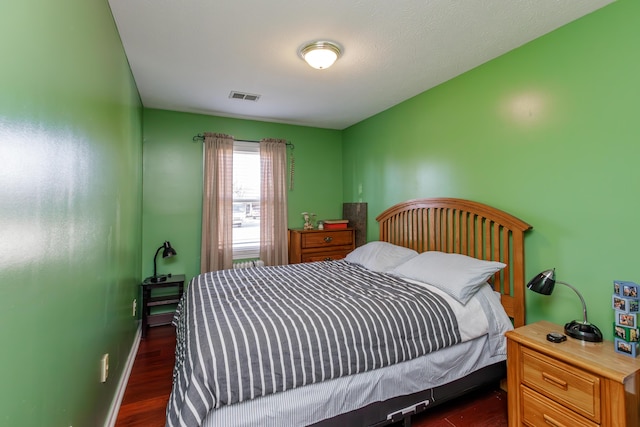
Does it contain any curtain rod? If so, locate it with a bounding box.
[192,133,294,149]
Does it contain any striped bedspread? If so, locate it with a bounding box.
[166,261,462,427]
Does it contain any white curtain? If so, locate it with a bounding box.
[260,138,289,266]
[201,133,234,272]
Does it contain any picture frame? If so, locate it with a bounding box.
[614,280,639,298]
[614,324,626,340]
[623,283,639,298]
[614,281,622,296]
[612,295,629,313]
[614,323,639,342]
[617,312,637,328]
[622,282,638,298]
[614,337,638,357]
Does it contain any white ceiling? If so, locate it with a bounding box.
[108,0,613,130]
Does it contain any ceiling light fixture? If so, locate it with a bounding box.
[299,41,342,70]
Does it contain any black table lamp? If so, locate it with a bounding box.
[150,241,177,283]
[527,268,603,342]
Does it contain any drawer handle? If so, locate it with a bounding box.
[542,372,568,390]
[323,236,333,243]
[543,413,568,427]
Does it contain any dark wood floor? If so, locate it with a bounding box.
[115,325,508,427]
[115,326,176,427]
[406,387,507,427]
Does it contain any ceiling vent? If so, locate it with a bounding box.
[229,91,261,102]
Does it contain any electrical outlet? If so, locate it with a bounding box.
[132,299,137,317]
[100,353,109,383]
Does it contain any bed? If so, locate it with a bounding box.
[166,198,532,427]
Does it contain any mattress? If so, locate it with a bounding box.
[200,320,507,426]
[167,262,513,427]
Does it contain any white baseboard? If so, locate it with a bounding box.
[104,323,142,427]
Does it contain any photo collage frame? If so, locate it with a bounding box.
[613,280,640,357]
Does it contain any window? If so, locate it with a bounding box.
[232,141,260,259]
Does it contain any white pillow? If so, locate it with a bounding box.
[390,251,506,304]
[345,241,419,273]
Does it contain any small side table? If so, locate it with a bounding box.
[141,274,185,338]
[506,320,640,426]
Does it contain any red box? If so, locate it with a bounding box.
[324,222,348,230]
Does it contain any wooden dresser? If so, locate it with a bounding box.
[506,321,640,426]
[288,228,355,264]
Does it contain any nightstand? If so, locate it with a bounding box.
[288,228,355,264]
[506,321,640,426]
[141,274,185,338]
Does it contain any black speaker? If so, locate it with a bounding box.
[343,202,367,247]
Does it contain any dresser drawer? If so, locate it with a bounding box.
[301,230,353,249]
[521,385,599,427]
[301,250,352,263]
[289,228,355,264]
[521,347,600,422]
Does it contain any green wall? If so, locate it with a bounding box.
[0,1,142,425]
[142,108,343,282]
[343,0,639,340]
[1,1,636,424]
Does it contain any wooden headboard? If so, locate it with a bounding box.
[376,198,532,327]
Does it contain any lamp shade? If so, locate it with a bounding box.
[299,41,342,69]
[162,241,177,259]
[526,268,556,295]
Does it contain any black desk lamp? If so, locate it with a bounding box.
[527,268,603,342]
[150,241,177,283]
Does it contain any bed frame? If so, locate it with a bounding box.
[314,198,532,426]
[376,198,532,327]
